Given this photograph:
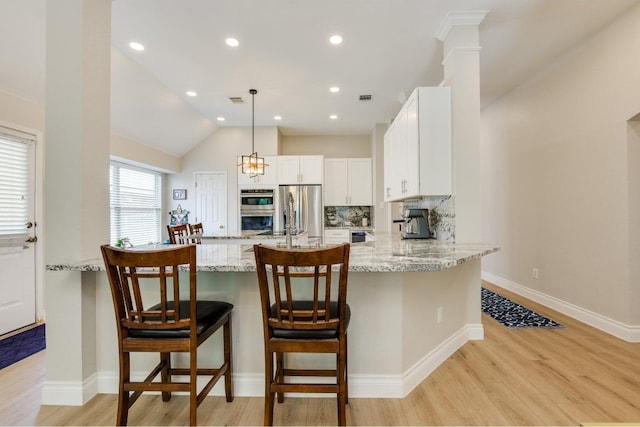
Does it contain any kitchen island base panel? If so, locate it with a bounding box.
[42,259,483,403]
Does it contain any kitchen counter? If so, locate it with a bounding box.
[43,234,498,405]
[46,233,497,273]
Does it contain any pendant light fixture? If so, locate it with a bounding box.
[239,89,267,177]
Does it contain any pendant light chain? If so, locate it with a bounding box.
[251,89,256,154]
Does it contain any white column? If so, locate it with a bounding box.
[43,0,111,405]
[372,123,391,233]
[435,11,488,243]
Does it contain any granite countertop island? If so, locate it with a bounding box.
[43,233,498,405]
[46,232,497,273]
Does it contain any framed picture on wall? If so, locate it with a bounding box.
[173,189,187,200]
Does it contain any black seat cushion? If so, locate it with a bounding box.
[270,301,350,339]
[128,300,233,339]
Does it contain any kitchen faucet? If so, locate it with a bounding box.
[286,192,294,248]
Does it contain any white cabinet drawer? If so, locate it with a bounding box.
[324,229,350,244]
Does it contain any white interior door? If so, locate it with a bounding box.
[194,172,227,236]
[0,127,36,336]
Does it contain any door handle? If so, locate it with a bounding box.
[26,236,38,243]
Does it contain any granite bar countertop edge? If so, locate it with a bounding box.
[46,233,499,273]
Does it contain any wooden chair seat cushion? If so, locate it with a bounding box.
[270,301,350,339]
[128,301,233,338]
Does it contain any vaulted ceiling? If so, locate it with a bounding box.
[0,0,637,155]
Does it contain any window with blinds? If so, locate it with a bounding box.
[0,130,33,244]
[110,162,162,246]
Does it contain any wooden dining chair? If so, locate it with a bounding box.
[253,243,351,426]
[188,222,204,244]
[167,224,189,244]
[100,244,234,426]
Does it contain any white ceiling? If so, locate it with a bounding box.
[0,0,638,156]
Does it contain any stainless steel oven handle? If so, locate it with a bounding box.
[240,211,275,217]
[240,206,275,213]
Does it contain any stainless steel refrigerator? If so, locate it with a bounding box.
[278,184,323,240]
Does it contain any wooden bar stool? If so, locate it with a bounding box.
[167,224,189,244]
[188,222,204,244]
[101,244,233,426]
[253,243,351,426]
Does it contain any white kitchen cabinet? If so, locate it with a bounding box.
[324,158,372,206]
[237,155,278,186]
[324,229,350,244]
[277,155,323,185]
[383,86,451,202]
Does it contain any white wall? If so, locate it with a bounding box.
[627,118,640,325]
[167,126,279,235]
[481,4,640,327]
[281,134,371,157]
[111,133,181,173]
[0,90,44,130]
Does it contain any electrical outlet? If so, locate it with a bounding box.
[437,306,444,323]
[532,268,539,279]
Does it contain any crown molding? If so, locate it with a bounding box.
[435,10,489,42]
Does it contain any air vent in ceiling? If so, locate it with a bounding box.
[359,94,373,101]
[228,97,245,104]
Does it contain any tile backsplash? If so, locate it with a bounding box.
[325,206,372,228]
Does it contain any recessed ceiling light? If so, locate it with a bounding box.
[225,37,239,47]
[217,117,225,122]
[274,115,282,121]
[329,35,343,45]
[329,114,338,120]
[330,86,340,93]
[186,91,197,97]
[129,41,145,51]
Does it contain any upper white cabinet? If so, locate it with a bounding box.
[277,155,323,185]
[324,158,372,206]
[384,87,451,202]
[237,155,278,186]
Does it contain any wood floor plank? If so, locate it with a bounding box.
[4,280,640,425]
[0,350,45,426]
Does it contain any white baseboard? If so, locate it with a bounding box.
[92,323,482,400]
[482,271,640,343]
[41,373,99,405]
[400,323,483,397]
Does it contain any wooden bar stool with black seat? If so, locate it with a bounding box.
[253,243,351,426]
[101,244,234,426]
[167,224,189,244]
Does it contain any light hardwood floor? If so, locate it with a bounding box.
[2,281,639,426]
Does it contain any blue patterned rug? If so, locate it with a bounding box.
[0,324,46,370]
[481,288,564,329]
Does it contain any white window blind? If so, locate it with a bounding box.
[110,162,162,246]
[0,131,31,243]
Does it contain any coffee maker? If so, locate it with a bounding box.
[401,209,431,239]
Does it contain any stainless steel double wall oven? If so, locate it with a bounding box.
[239,188,275,232]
